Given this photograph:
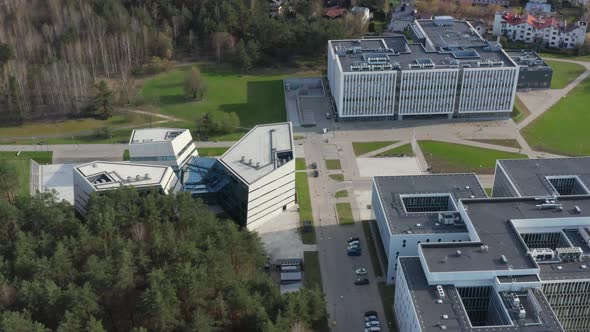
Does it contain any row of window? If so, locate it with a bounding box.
[399,238,462,248]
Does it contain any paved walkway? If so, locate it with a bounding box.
[517,58,590,130]
[359,141,408,158]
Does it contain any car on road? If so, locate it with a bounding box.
[312,170,319,177]
[364,311,377,318]
[355,267,367,275]
[354,277,369,285]
[311,162,317,169]
[347,248,361,256]
[348,244,360,252]
[348,237,360,243]
[364,327,380,332]
[365,320,380,327]
[348,240,360,246]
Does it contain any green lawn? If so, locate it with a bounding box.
[362,220,384,278]
[296,158,307,170]
[544,59,586,89]
[196,147,229,157]
[352,141,396,156]
[336,202,354,225]
[334,190,348,198]
[468,139,521,149]
[325,159,341,170]
[374,143,414,157]
[522,75,590,156]
[485,188,493,197]
[140,65,317,139]
[378,282,398,331]
[329,174,344,182]
[122,149,130,161]
[419,140,527,174]
[0,113,154,140]
[296,172,315,244]
[541,52,590,62]
[0,152,53,196]
[303,251,323,291]
[512,96,531,124]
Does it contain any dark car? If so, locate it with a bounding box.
[354,277,369,285]
[364,311,377,318]
[311,162,317,169]
[313,170,319,177]
[347,248,361,256]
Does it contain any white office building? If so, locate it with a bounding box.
[128,128,198,170]
[371,174,487,284]
[327,16,519,120]
[73,161,181,215]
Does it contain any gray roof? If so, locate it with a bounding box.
[421,197,590,277]
[505,49,552,70]
[373,174,486,234]
[497,157,590,197]
[219,123,293,185]
[399,257,563,332]
[331,18,515,73]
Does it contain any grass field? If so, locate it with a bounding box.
[296,158,307,170]
[362,220,384,278]
[0,152,53,196]
[419,140,527,174]
[329,174,344,181]
[512,96,531,124]
[325,159,341,170]
[336,203,354,225]
[303,251,323,291]
[468,139,521,149]
[335,190,348,198]
[140,64,318,140]
[296,172,315,244]
[485,188,493,197]
[196,147,229,157]
[374,143,414,157]
[123,149,130,161]
[541,53,590,62]
[352,141,396,156]
[378,282,398,331]
[522,75,590,156]
[544,59,586,89]
[0,113,154,140]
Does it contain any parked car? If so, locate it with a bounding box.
[355,267,367,275]
[311,162,317,169]
[348,237,360,243]
[347,248,361,256]
[354,277,369,285]
[365,320,380,327]
[348,240,360,246]
[365,315,378,322]
[313,170,319,177]
[364,327,380,332]
[364,311,377,318]
[325,112,332,119]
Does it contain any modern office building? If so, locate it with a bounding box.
[386,158,590,331]
[73,161,181,215]
[128,128,198,170]
[372,174,487,283]
[506,49,553,89]
[327,16,519,120]
[492,157,590,198]
[74,123,295,230]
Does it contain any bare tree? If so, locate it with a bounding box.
[211,32,235,63]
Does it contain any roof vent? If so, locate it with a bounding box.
[581,265,588,269]
[436,285,446,298]
[416,223,421,227]
[241,156,245,163]
[556,265,563,270]
[465,186,470,189]
[440,324,447,330]
[480,245,489,252]
[456,250,462,257]
[127,176,132,182]
[136,175,141,181]
[442,314,448,320]
[144,173,150,180]
[92,163,97,168]
[248,159,253,165]
[436,299,443,304]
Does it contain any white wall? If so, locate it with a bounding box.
[341,71,397,117]
[394,263,423,332]
[458,67,518,113]
[398,69,458,116]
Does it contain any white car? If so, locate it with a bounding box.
[355,267,367,275]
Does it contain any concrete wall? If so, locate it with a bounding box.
[341,71,397,117]
[129,130,196,169]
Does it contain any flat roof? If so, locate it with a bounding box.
[331,18,515,73]
[399,257,563,332]
[421,197,590,274]
[505,49,552,69]
[373,174,486,234]
[498,157,590,197]
[75,161,173,191]
[219,123,293,185]
[129,128,189,144]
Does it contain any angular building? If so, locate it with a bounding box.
[128,128,198,170]
[74,123,295,230]
[327,16,519,120]
[506,49,553,90]
[73,161,181,215]
[372,174,487,283]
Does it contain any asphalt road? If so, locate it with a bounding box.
[303,132,388,332]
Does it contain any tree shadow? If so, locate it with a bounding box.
[218,80,286,127]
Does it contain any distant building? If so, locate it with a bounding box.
[506,49,553,89]
[391,3,416,32]
[73,161,181,215]
[493,11,588,49]
[472,0,509,6]
[327,16,520,120]
[525,1,552,15]
[128,128,197,170]
[371,174,487,283]
[351,6,370,22]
